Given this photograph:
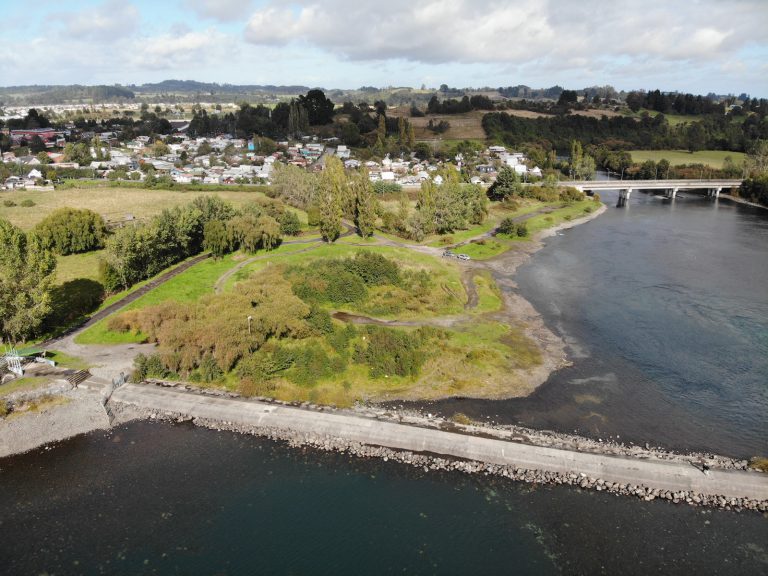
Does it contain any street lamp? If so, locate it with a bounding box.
[247,315,253,335]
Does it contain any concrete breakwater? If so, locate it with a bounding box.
[110,382,768,512]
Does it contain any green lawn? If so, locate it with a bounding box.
[0,377,50,398]
[629,149,746,169]
[457,239,510,259]
[55,251,104,284]
[515,201,597,237]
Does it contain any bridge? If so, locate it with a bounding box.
[564,179,743,206]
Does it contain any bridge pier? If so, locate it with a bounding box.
[617,188,632,207]
[707,187,722,199]
[665,187,679,199]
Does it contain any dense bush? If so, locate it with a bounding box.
[289,253,404,306]
[343,252,401,286]
[34,207,108,255]
[114,267,311,375]
[497,218,529,237]
[558,187,585,203]
[20,199,35,207]
[279,210,302,235]
[372,181,403,195]
[356,326,439,378]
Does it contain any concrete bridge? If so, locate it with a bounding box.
[564,179,743,206]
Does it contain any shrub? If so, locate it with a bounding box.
[20,199,35,207]
[558,187,585,203]
[306,206,321,227]
[451,412,473,425]
[3,200,16,207]
[198,352,223,382]
[372,181,402,195]
[497,217,528,237]
[289,342,334,386]
[343,252,401,286]
[279,210,302,236]
[0,400,9,418]
[326,324,356,356]
[361,326,427,379]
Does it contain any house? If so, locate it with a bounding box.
[336,145,350,159]
[27,169,43,180]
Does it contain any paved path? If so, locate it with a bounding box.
[112,383,768,502]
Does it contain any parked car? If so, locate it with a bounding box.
[457,254,471,261]
[442,250,455,257]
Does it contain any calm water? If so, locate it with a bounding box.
[429,190,768,458]
[1,421,766,575]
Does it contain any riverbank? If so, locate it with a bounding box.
[720,194,767,210]
[107,381,767,511]
[474,203,609,398]
[0,375,112,458]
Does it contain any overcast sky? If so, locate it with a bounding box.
[2,0,766,96]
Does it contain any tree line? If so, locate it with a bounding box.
[482,111,768,154]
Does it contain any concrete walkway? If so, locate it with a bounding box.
[111,383,768,502]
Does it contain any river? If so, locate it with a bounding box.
[429,189,768,459]
[1,421,767,575]
[1,188,767,573]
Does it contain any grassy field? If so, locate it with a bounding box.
[0,186,288,230]
[629,149,746,169]
[55,251,104,284]
[517,200,597,236]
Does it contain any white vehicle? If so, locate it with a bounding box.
[457,254,471,261]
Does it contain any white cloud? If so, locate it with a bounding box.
[131,29,236,70]
[184,0,253,22]
[56,0,140,42]
[242,0,767,72]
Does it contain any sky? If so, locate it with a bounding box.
[2,0,767,96]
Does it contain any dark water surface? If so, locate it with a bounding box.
[429,191,768,458]
[1,421,766,575]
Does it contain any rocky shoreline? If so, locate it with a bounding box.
[109,382,768,514]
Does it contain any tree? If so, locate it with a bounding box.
[34,208,108,255]
[298,89,335,125]
[203,220,231,259]
[351,170,377,237]
[29,135,47,154]
[317,157,345,241]
[270,163,316,209]
[746,139,768,176]
[0,220,56,344]
[487,166,520,200]
[152,139,170,157]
